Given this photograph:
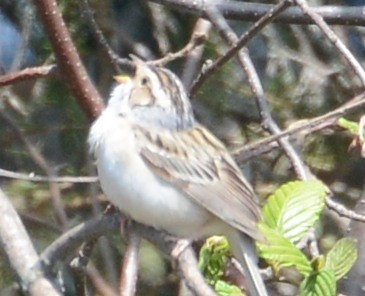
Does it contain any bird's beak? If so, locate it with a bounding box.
[114,75,131,84]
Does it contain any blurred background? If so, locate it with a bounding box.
[0,0,365,295]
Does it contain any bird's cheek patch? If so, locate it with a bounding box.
[129,87,155,107]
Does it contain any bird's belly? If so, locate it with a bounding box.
[96,141,213,238]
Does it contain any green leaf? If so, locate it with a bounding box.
[199,236,230,284]
[338,118,361,136]
[258,224,312,276]
[262,180,328,243]
[300,269,336,296]
[214,280,245,296]
[325,238,357,280]
[199,237,244,295]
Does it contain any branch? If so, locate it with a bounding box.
[86,264,119,296]
[326,196,365,222]
[39,211,121,268]
[206,5,309,179]
[0,168,97,183]
[78,0,133,72]
[0,65,56,87]
[68,206,119,295]
[131,222,217,296]
[233,92,365,163]
[294,0,365,88]
[120,231,140,296]
[190,0,291,95]
[0,188,61,295]
[33,0,104,120]
[39,211,216,296]
[152,32,208,66]
[70,239,99,295]
[0,110,69,229]
[148,0,365,26]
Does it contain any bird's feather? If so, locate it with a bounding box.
[134,124,263,242]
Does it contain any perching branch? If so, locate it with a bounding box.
[119,231,140,296]
[39,211,216,296]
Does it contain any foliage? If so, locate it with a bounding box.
[259,180,357,296]
[199,236,245,295]
[261,180,328,243]
[198,180,357,295]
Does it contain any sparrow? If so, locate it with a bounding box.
[88,58,268,296]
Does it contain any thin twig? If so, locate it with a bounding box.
[326,196,365,222]
[0,65,56,87]
[148,0,365,26]
[120,231,141,296]
[70,238,99,295]
[176,243,217,296]
[294,0,365,87]
[78,0,133,72]
[151,32,208,67]
[190,0,291,95]
[206,6,309,179]
[0,168,97,183]
[0,110,69,230]
[233,92,365,163]
[86,264,119,296]
[40,210,121,268]
[307,230,320,258]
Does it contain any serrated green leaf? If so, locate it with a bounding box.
[214,280,245,296]
[300,269,336,296]
[262,180,328,243]
[325,238,357,280]
[258,224,312,276]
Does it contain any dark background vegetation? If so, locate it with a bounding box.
[1,0,365,295]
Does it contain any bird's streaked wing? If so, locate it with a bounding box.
[134,124,263,241]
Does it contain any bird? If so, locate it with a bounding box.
[88,57,268,296]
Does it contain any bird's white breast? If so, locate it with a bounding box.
[88,111,213,237]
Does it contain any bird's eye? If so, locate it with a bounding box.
[140,77,149,86]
